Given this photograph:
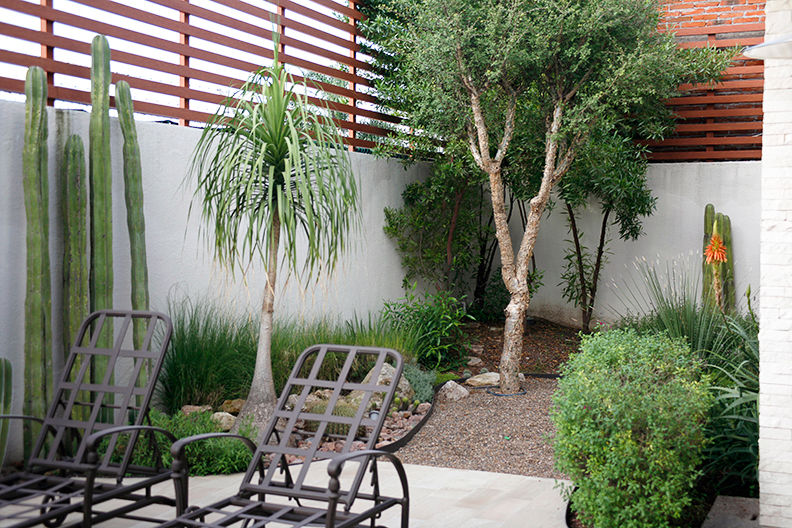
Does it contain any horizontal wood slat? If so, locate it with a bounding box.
[650,19,764,162]
[0,0,395,147]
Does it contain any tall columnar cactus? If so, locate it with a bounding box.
[89,35,113,371]
[703,204,735,312]
[62,135,88,360]
[116,81,150,356]
[23,66,52,452]
[0,359,12,465]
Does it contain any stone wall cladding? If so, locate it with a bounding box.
[759,1,792,527]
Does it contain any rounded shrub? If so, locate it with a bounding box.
[552,329,712,528]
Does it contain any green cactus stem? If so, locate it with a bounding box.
[720,214,736,312]
[62,135,88,360]
[23,66,52,453]
[703,204,735,312]
[0,358,11,465]
[702,203,715,305]
[89,35,113,382]
[116,81,150,358]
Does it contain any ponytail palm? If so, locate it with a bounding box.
[190,58,359,429]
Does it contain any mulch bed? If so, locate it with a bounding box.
[395,318,581,479]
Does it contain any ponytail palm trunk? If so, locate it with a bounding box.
[190,51,359,430]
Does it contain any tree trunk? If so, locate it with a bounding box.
[585,208,611,333]
[236,215,280,433]
[500,287,528,393]
[443,187,466,290]
[565,202,590,332]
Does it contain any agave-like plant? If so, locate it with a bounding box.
[190,47,359,429]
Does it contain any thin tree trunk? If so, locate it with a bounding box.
[565,202,590,332]
[236,214,280,432]
[585,208,611,333]
[443,187,466,290]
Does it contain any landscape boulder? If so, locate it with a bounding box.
[438,381,469,401]
[181,404,211,415]
[465,372,500,387]
[220,398,245,414]
[346,363,414,410]
[211,412,235,431]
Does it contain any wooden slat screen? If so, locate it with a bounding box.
[0,0,392,150]
[0,0,766,159]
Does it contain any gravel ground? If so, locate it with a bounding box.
[395,376,565,480]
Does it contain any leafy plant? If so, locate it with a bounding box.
[552,329,711,528]
[190,36,359,428]
[106,410,256,476]
[469,267,543,324]
[402,363,436,403]
[383,287,471,369]
[705,312,759,495]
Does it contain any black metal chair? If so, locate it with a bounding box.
[0,310,175,528]
[164,344,410,528]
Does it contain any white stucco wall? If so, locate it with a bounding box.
[0,99,429,461]
[526,161,761,326]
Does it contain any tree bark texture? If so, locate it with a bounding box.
[236,214,280,433]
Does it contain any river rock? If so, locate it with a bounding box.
[466,344,484,356]
[438,381,469,401]
[467,356,483,367]
[181,404,211,415]
[221,398,245,414]
[465,372,500,387]
[211,412,235,431]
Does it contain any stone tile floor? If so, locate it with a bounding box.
[97,462,570,527]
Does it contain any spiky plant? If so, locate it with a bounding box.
[190,42,359,430]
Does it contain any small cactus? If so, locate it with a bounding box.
[703,204,735,312]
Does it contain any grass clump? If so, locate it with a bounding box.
[552,329,711,528]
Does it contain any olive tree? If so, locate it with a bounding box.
[367,0,733,392]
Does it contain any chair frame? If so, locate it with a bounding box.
[0,310,175,528]
[164,344,410,528]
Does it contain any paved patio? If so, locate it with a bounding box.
[99,462,569,527]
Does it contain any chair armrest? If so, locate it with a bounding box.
[169,432,260,516]
[0,414,45,424]
[85,425,177,465]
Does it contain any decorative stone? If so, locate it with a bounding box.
[466,344,484,356]
[346,363,414,410]
[181,404,211,415]
[518,373,526,382]
[438,381,469,401]
[211,411,235,431]
[220,398,245,414]
[467,356,483,367]
[416,402,431,414]
[465,372,500,387]
[286,394,299,410]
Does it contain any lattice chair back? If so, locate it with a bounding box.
[238,344,403,509]
[27,310,172,478]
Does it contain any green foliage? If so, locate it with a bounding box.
[0,359,12,464]
[552,330,712,528]
[705,313,759,495]
[434,372,459,387]
[403,363,436,403]
[383,287,471,369]
[383,149,482,292]
[108,410,255,476]
[469,267,543,324]
[156,296,421,413]
[303,401,365,437]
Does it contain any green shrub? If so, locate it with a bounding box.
[382,287,470,369]
[155,296,258,414]
[552,329,712,528]
[403,363,436,403]
[156,295,421,414]
[434,371,459,386]
[705,313,759,495]
[104,409,255,476]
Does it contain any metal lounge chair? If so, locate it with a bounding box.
[0,310,175,528]
[165,344,410,528]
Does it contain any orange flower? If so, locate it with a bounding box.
[705,234,727,264]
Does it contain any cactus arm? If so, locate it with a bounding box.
[62,135,88,360]
[116,81,150,354]
[721,214,735,312]
[702,203,715,305]
[89,35,113,384]
[23,66,52,455]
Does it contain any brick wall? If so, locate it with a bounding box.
[662,0,766,28]
[759,1,792,526]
